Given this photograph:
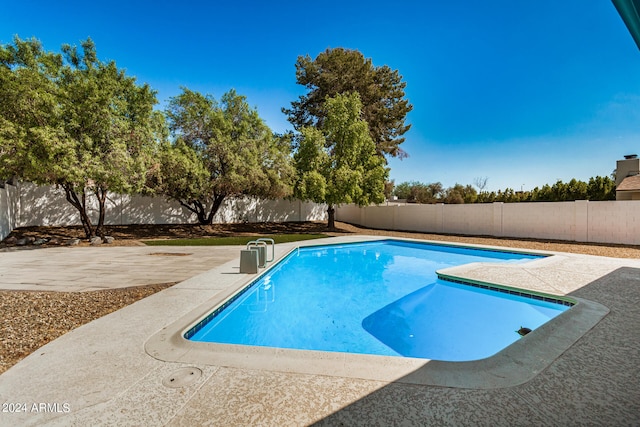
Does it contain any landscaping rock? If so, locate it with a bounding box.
[48,237,64,245]
[4,236,17,245]
[89,237,102,246]
[26,236,36,243]
[33,238,47,246]
[103,236,115,244]
[66,238,81,246]
[16,238,28,246]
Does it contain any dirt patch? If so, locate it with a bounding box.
[3,221,639,258]
[0,222,336,248]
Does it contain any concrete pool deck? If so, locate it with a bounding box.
[0,236,639,425]
[0,245,242,292]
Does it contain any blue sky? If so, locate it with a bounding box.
[2,0,639,191]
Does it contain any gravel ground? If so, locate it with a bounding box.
[0,284,174,375]
[1,221,639,375]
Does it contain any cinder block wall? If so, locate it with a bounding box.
[336,201,640,245]
[588,200,640,245]
[0,183,327,240]
[0,184,18,241]
[4,183,639,245]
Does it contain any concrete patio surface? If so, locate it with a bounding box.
[0,236,639,426]
[0,246,241,292]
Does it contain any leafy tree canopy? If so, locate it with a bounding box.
[150,88,293,224]
[477,177,616,203]
[284,48,412,159]
[443,184,477,204]
[0,36,157,238]
[392,176,615,204]
[293,92,388,228]
[393,181,443,203]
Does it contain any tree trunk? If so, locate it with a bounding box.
[194,200,208,225]
[205,194,226,225]
[327,204,335,230]
[95,187,108,237]
[62,184,95,239]
[179,193,227,225]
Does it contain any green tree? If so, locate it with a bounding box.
[153,88,293,224]
[0,37,60,185]
[393,181,443,203]
[413,182,443,203]
[0,37,157,238]
[568,178,588,200]
[383,180,395,201]
[293,92,388,228]
[411,183,435,203]
[442,186,464,204]
[393,181,412,200]
[148,139,211,218]
[494,188,522,203]
[461,184,478,203]
[442,184,477,204]
[482,176,612,203]
[530,184,554,201]
[284,48,412,159]
[476,191,496,203]
[587,176,616,200]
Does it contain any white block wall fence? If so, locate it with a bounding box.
[336,201,640,246]
[2,182,639,246]
[0,183,19,241]
[0,182,327,240]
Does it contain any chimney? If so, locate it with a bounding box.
[616,154,640,186]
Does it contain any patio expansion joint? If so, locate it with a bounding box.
[36,352,222,425]
[164,365,221,425]
[518,267,567,295]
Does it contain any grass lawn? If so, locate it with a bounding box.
[142,233,329,246]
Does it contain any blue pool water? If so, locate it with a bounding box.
[188,240,572,361]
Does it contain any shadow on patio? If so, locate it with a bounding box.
[314,267,640,425]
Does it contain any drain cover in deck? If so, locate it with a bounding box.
[162,367,202,388]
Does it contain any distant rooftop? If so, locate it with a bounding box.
[617,174,640,191]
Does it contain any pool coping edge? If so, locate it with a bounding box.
[144,236,609,389]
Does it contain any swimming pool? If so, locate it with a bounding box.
[186,240,573,362]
